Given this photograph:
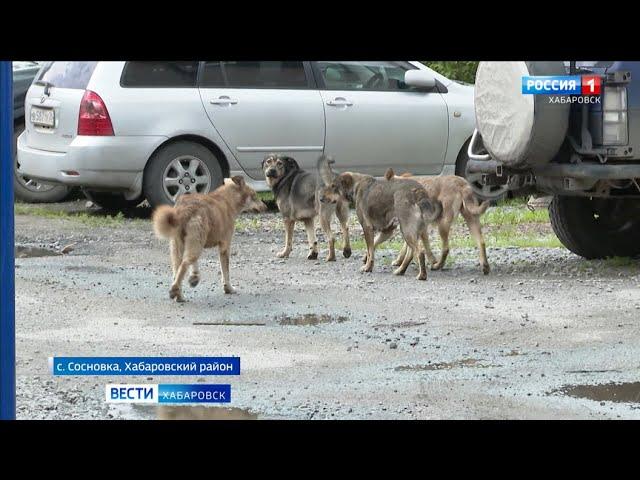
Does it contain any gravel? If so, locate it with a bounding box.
[14,206,640,420]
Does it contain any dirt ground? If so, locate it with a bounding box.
[14,200,640,419]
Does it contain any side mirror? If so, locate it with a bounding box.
[404,70,436,89]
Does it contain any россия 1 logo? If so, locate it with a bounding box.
[522,75,601,95]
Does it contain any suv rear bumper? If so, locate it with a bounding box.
[16,132,167,192]
[467,158,640,179]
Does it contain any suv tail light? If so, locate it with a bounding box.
[602,86,628,145]
[78,90,114,136]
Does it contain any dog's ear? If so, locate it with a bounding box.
[384,168,395,181]
[231,176,245,188]
[337,173,354,192]
[280,156,300,172]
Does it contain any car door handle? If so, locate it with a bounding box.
[210,96,238,105]
[326,97,353,107]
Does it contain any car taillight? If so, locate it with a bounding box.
[78,90,114,136]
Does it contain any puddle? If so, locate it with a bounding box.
[373,321,427,329]
[553,382,640,404]
[395,358,497,371]
[156,406,258,420]
[565,369,621,374]
[277,314,348,326]
[194,321,266,326]
[65,265,115,274]
[15,245,61,258]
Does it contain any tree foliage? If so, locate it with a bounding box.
[422,61,479,84]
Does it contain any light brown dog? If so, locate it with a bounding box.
[153,176,267,302]
[386,170,491,274]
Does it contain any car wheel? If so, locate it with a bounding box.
[13,121,71,203]
[455,146,508,203]
[83,190,143,212]
[549,195,640,259]
[143,141,223,208]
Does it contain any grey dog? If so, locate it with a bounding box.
[320,170,441,277]
[262,154,351,261]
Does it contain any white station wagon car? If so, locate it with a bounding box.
[17,61,490,210]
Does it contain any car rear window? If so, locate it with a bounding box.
[201,61,308,88]
[121,61,199,87]
[36,61,98,89]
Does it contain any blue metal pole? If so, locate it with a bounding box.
[0,61,16,420]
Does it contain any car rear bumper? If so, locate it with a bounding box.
[16,132,167,192]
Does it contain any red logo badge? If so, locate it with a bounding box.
[581,75,601,95]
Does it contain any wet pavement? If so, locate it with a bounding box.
[13,204,640,419]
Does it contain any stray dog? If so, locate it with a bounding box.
[392,186,444,280]
[320,170,441,276]
[386,170,491,274]
[262,154,351,261]
[152,176,267,302]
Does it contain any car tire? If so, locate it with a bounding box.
[455,145,509,203]
[13,121,71,203]
[143,141,223,208]
[83,190,143,212]
[549,195,640,259]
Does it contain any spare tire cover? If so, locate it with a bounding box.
[474,61,570,168]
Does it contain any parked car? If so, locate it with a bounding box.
[469,61,640,259]
[12,61,72,203]
[17,61,486,210]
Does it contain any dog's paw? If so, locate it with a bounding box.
[343,247,352,258]
[276,250,290,258]
[169,286,185,303]
[188,275,200,288]
[482,263,491,275]
[223,285,237,295]
[307,251,318,260]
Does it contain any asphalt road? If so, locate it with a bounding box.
[14,203,640,419]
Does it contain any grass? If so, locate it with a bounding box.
[14,192,562,249]
[14,203,144,228]
[235,215,261,233]
[482,207,549,225]
[600,256,639,267]
[348,232,562,252]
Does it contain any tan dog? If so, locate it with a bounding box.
[386,169,490,274]
[153,176,267,302]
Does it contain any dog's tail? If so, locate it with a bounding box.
[418,197,442,223]
[461,185,490,215]
[152,205,181,239]
[317,155,336,186]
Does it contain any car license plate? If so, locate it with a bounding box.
[30,106,55,127]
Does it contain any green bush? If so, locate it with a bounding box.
[422,61,479,84]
